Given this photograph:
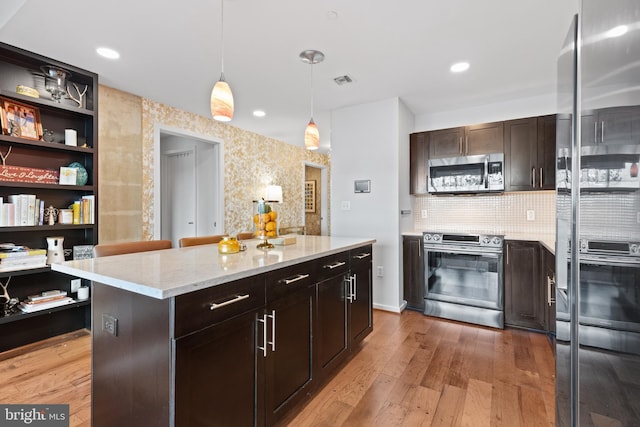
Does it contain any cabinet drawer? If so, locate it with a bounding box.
[315,251,350,283]
[174,275,265,337]
[266,261,315,303]
[350,245,373,268]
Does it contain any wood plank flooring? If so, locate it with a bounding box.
[0,309,555,427]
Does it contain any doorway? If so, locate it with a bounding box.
[153,125,224,247]
[303,163,328,235]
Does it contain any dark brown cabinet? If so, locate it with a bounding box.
[409,132,429,194]
[582,106,640,146]
[314,251,350,381]
[264,263,315,426]
[0,42,98,351]
[505,240,545,330]
[402,235,424,311]
[349,246,373,346]
[428,121,504,159]
[542,246,556,333]
[504,115,556,191]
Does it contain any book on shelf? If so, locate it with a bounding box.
[0,248,47,258]
[0,255,47,267]
[18,296,75,313]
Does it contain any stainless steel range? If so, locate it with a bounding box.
[423,232,504,328]
[556,238,640,354]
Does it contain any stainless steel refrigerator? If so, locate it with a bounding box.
[556,1,640,425]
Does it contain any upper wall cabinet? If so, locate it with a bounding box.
[409,132,429,195]
[504,115,556,191]
[428,121,504,159]
[581,106,640,146]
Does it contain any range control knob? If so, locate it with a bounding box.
[580,240,588,252]
[492,237,502,246]
[433,234,441,242]
[482,236,490,245]
[631,244,639,255]
[424,234,431,241]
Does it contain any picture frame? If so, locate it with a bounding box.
[0,97,43,140]
[305,180,316,213]
[59,166,77,185]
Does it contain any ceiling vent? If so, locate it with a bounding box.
[333,75,353,86]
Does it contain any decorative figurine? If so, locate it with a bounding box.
[66,83,88,108]
[44,206,59,225]
[0,277,18,317]
[0,146,11,166]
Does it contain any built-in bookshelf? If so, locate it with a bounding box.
[0,42,98,351]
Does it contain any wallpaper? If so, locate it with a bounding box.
[98,85,330,243]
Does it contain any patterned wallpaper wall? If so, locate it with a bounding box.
[99,85,330,243]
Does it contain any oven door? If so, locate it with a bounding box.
[557,257,640,354]
[424,245,503,310]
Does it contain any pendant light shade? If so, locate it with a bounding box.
[211,74,233,121]
[299,50,324,150]
[304,118,319,150]
[211,0,234,122]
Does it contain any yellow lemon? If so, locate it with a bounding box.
[256,222,265,230]
[253,214,259,224]
[266,230,277,237]
[265,221,276,232]
[260,213,271,223]
[269,211,277,221]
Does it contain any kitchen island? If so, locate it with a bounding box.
[52,235,375,427]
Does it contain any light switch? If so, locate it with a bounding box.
[341,201,351,211]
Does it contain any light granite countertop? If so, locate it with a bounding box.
[402,231,555,255]
[51,235,376,299]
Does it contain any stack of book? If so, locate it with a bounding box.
[18,290,75,313]
[0,246,47,272]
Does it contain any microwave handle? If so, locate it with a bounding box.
[484,156,488,188]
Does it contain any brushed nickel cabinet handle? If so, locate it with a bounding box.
[279,273,309,284]
[257,313,268,357]
[268,310,276,352]
[353,253,371,260]
[594,122,598,144]
[601,121,605,143]
[324,261,346,269]
[459,137,463,154]
[540,168,543,187]
[209,294,250,310]
[531,167,535,188]
[345,276,354,303]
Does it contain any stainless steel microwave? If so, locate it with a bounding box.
[427,153,504,194]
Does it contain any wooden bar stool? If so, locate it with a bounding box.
[178,235,226,248]
[93,240,172,257]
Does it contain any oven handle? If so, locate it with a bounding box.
[424,245,502,257]
[579,257,640,268]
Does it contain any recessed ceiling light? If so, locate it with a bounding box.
[253,110,266,118]
[450,62,470,73]
[605,25,628,38]
[96,47,120,59]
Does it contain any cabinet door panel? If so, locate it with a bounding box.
[403,236,425,311]
[537,115,557,190]
[505,118,537,191]
[505,241,544,330]
[316,275,348,378]
[410,132,429,194]
[175,310,258,427]
[265,286,313,425]
[465,121,504,155]
[429,127,464,158]
[350,247,373,346]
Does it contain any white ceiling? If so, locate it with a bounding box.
[0,0,578,153]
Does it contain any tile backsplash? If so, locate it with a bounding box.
[413,191,556,235]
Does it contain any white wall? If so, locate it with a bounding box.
[331,97,412,312]
[414,93,557,131]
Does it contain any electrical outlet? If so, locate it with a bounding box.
[421,210,428,219]
[526,210,535,221]
[70,279,81,293]
[102,314,118,336]
[376,266,384,277]
[341,201,351,211]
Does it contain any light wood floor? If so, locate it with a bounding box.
[0,309,555,427]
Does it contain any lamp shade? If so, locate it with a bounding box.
[304,118,319,150]
[265,185,283,203]
[211,76,234,122]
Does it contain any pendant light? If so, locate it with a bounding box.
[299,50,324,150]
[211,0,234,122]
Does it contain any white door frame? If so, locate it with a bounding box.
[153,123,225,240]
[302,161,328,235]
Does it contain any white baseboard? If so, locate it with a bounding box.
[372,302,403,313]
